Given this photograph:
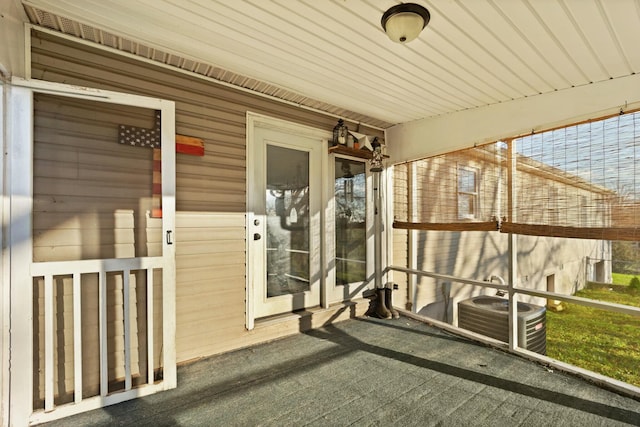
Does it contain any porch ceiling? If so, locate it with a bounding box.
[20,0,640,129]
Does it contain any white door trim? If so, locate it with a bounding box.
[246,112,329,329]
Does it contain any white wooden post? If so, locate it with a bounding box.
[160,99,177,389]
[73,273,83,403]
[0,82,10,425]
[8,85,35,424]
[123,270,132,391]
[44,275,54,412]
[146,268,155,384]
[507,139,519,351]
[407,162,418,312]
[320,141,330,309]
[99,270,108,396]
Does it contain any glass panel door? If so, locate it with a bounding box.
[335,158,367,285]
[329,156,374,302]
[266,146,311,297]
[249,123,323,319]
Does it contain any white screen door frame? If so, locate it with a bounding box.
[7,78,176,425]
[246,113,328,327]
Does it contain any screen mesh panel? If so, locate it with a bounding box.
[510,112,639,240]
[394,111,640,240]
[394,142,506,231]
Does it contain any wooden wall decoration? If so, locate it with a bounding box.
[176,135,205,156]
[118,112,205,218]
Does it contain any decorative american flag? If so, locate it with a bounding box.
[118,112,161,148]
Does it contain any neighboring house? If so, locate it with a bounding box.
[391,142,614,323]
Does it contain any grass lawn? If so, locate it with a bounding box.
[546,282,640,387]
[612,272,640,286]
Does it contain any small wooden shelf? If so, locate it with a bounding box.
[328,145,374,159]
[328,145,389,160]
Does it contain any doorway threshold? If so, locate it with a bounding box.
[253,299,369,332]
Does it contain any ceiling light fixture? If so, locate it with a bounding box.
[381,3,431,44]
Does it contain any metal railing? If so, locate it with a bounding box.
[386,265,640,398]
[387,265,640,317]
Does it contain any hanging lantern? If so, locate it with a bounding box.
[370,137,384,172]
[332,119,349,146]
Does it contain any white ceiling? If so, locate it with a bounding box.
[19,0,640,129]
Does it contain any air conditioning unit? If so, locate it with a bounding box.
[458,296,546,354]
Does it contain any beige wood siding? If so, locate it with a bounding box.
[30,29,383,375]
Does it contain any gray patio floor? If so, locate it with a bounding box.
[42,316,640,426]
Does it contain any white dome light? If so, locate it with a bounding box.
[381,3,431,44]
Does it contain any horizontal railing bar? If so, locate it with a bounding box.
[387,266,509,291]
[389,266,640,317]
[29,383,168,424]
[31,257,164,276]
[515,287,640,317]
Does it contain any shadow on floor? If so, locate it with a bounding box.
[43,316,640,426]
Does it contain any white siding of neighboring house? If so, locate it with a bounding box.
[392,228,610,325]
[390,147,612,324]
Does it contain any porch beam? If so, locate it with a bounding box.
[388,73,640,164]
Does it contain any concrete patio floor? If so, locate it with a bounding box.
[42,316,640,426]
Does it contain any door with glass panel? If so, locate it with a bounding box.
[249,123,323,319]
[329,156,374,302]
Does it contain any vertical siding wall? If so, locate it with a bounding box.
[30,31,381,364]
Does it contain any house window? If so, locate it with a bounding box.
[457,166,478,219]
